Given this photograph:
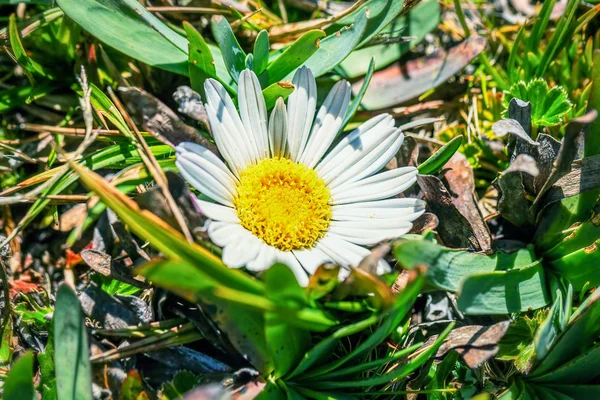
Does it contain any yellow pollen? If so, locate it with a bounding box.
[234,157,332,251]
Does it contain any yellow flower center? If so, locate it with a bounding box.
[234,157,332,252]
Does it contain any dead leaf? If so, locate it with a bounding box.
[119,87,217,153]
[494,154,539,227]
[355,35,486,110]
[433,321,510,368]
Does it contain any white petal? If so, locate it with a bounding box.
[331,167,418,204]
[327,129,405,189]
[246,242,277,271]
[222,232,262,268]
[176,157,235,207]
[316,114,394,176]
[204,79,253,174]
[318,234,391,274]
[316,234,369,268]
[194,199,239,223]
[287,66,317,162]
[329,224,412,246]
[207,221,246,247]
[268,97,288,158]
[238,70,269,161]
[293,247,332,274]
[275,250,309,287]
[332,198,426,221]
[298,80,351,168]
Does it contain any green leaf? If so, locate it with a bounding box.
[417,136,463,175]
[286,315,380,379]
[160,371,200,400]
[330,0,406,47]
[394,239,538,291]
[9,14,50,81]
[54,284,93,400]
[302,272,424,379]
[585,50,600,157]
[4,352,36,400]
[184,22,224,98]
[336,0,440,78]
[262,81,295,109]
[56,0,188,75]
[303,9,368,78]
[0,82,56,114]
[308,322,455,390]
[38,326,57,400]
[457,262,550,315]
[532,289,600,376]
[262,30,325,86]
[253,30,270,76]
[531,341,600,384]
[504,79,572,127]
[264,264,311,378]
[211,15,246,82]
[549,239,600,290]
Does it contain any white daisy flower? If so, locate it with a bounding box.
[176,67,425,286]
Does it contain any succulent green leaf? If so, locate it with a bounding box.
[262,30,325,86]
[54,284,93,400]
[457,262,550,315]
[211,15,246,82]
[303,9,368,78]
[336,0,440,78]
[4,352,36,400]
[253,30,270,76]
[394,239,538,292]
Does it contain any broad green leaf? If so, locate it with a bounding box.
[336,0,440,78]
[211,15,246,82]
[341,57,375,130]
[262,30,325,86]
[54,284,93,400]
[457,262,550,314]
[544,216,600,261]
[303,9,368,78]
[253,30,270,76]
[184,22,225,98]
[329,0,406,47]
[394,239,538,291]
[4,352,36,400]
[417,136,463,175]
[56,0,188,75]
[549,239,600,290]
[264,264,311,378]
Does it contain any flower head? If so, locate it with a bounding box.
[176,67,424,285]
